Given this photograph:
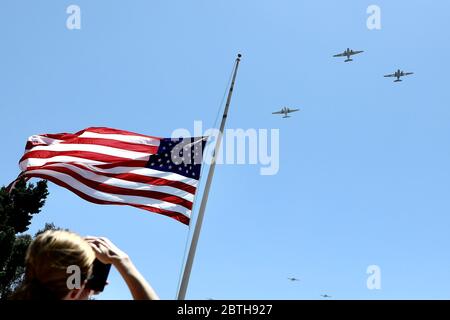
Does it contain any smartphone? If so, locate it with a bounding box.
[87,259,111,292]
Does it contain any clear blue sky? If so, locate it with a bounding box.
[1,0,450,299]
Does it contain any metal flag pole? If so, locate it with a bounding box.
[177,54,242,300]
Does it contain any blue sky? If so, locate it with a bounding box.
[1,0,450,299]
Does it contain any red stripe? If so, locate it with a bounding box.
[41,133,77,140]
[20,150,141,164]
[66,163,196,194]
[99,172,196,195]
[95,160,150,168]
[133,204,190,225]
[39,127,161,141]
[25,166,193,210]
[59,137,159,153]
[23,159,150,169]
[83,127,160,139]
[25,142,49,150]
[23,172,189,225]
[26,163,197,195]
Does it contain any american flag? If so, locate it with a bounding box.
[18,127,207,225]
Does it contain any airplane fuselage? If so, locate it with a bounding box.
[395,70,404,81]
[345,49,356,62]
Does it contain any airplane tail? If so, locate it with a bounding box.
[394,79,402,82]
[283,115,291,119]
[345,59,353,62]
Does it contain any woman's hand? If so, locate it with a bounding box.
[84,236,159,300]
[85,236,129,265]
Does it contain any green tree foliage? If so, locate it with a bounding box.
[0,178,49,299]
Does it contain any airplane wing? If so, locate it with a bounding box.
[287,108,300,113]
[404,72,414,76]
[350,50,364,56]
[272,110,284,114]
[384,73,395,77]
[333,52,346,57]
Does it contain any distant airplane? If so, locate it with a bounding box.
[287,277,301,282]
[272,107,300,118]
[321,294,332,298]
[333,48,364,62]
[384,69,414,82]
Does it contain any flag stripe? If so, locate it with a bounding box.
[36,129,160,147]
[25,162,197,188]
[79,131,160,146]
[21,143,153,161]
[26,163,195,201]
[78,163,198,186]
[23,170,192,214]
[83,127,160,139]
[25,167,193,209]
[20,156,107,171]
[22,172,190,225]
[36,162,197,194]
[20,150,138,164]
[95,160,149,168]
[59,138,159,153]
[25,135,63,151]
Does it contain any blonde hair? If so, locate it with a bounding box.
[11,230,96,300]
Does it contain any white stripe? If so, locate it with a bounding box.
[21,159,199,187]
[26,143,152,160]
[24,169,191,217]
[32,163,195,202]
[88,164,199,186]
[28,135,62,145]
[81,131,160,146]
[20,156,106,171]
